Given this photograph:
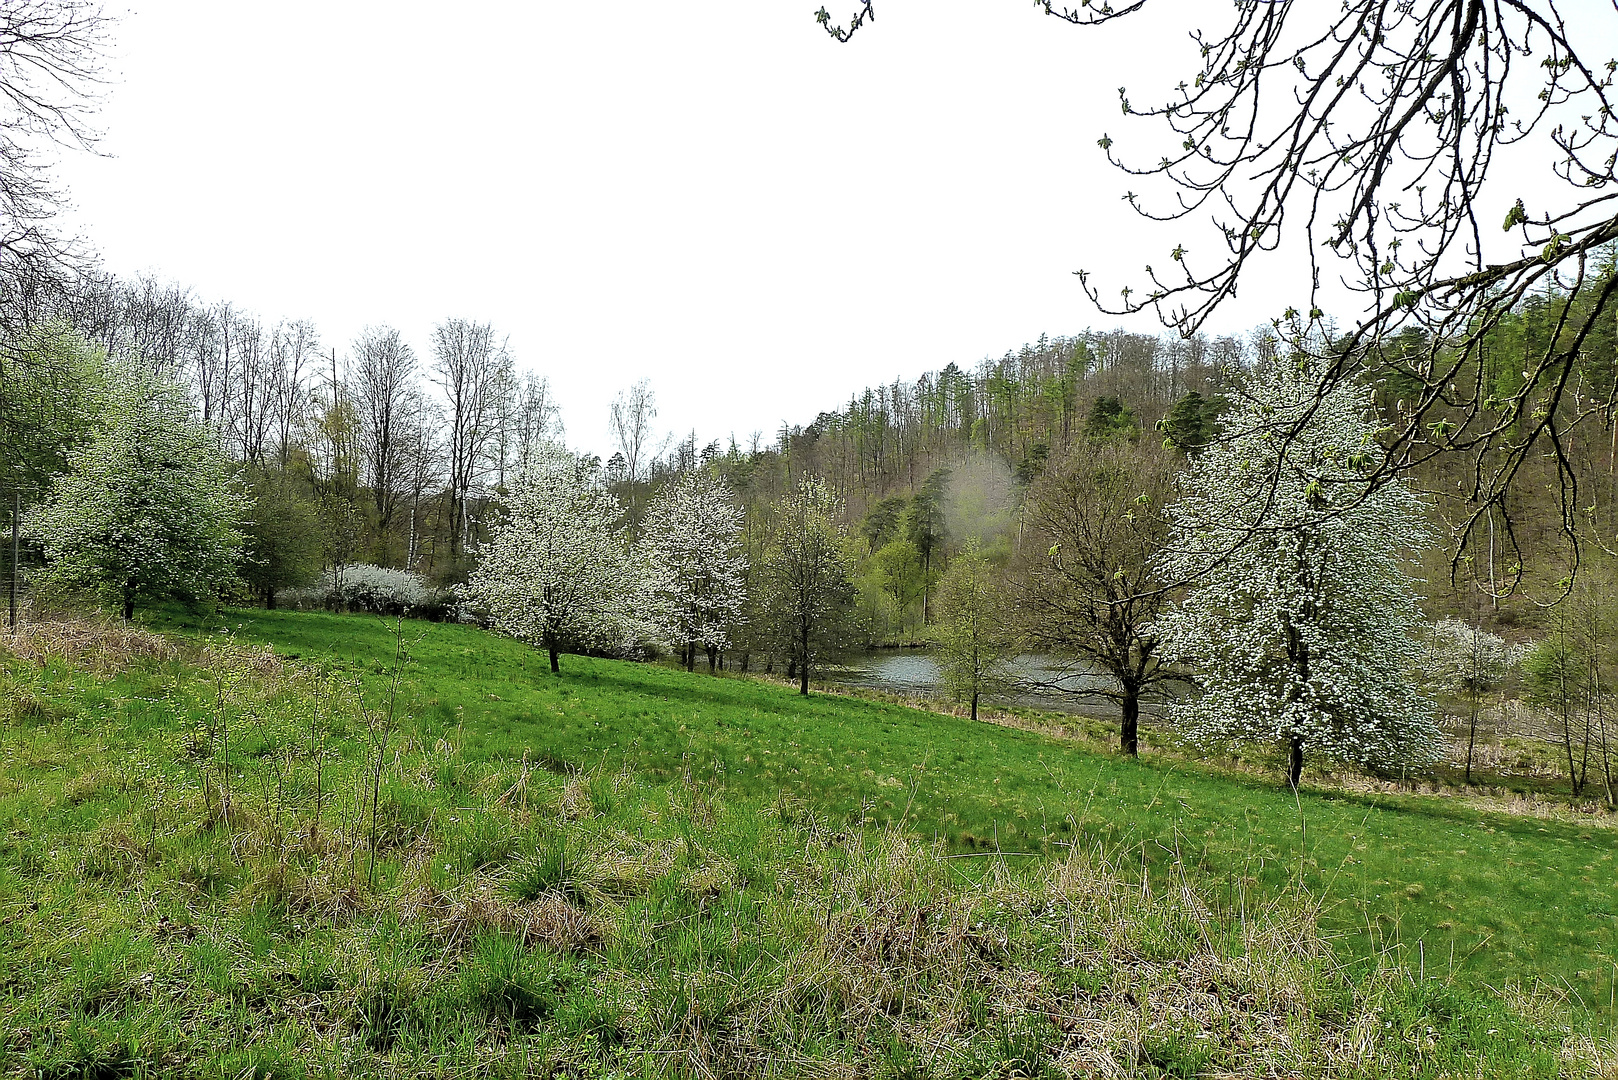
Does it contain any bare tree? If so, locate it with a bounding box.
[1015,437,1181,756]
[268,319,318,467]
[826,1,1618,588]
[398,392,444,573]
[226,311,272,465]
[352,325,418,541]
[0,1,111,285]
[432,318,511,559]
[511,372,562,476]
[610,378,663,488]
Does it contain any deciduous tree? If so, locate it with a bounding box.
[933,541,1015,722]
[465,455,637,673]
[1427,617,1516,786]
[433,319,511,560]
[1157,359,1442,787]
[241,469,322,609]
[643,470,747,672]
[1015,438,1180,755]
[760,476,859,695]
[30,358,246,620]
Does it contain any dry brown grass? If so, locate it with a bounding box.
[1,613,180,673]
[399,884,604,953]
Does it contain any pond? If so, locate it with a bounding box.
[823,648,1143,719]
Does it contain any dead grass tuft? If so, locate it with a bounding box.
[3,616,179,674]
[402,884,604,952]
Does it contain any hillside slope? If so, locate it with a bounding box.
[158,609,1618,1007]
[0,612,1608,1077]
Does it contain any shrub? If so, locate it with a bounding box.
[281,564,453,619]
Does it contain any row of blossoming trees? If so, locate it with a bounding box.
[465,352,1452,789]
[13,319,1464,789]
[466,460,863,697]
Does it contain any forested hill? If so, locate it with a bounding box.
[706,328,1243,519]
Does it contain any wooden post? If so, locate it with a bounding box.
[8,490,18,633]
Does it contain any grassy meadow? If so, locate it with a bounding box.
[171,609,1618,1000]
[0,607,1612,1076]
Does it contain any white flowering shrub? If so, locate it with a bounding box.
[281,564,450,617]
[1155,359,1443,783]
[1424,619,1521,697]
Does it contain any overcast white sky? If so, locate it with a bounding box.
[47,1,1583,457]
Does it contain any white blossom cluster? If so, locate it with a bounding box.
[1155,359,1444,773]
[642,472,747,657]
[462,452,642,665]
[281,564,447,616]
[1423,618,1521,697]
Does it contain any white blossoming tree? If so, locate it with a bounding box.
[1157,359,1442,788]
[31,359,247,621]
[643,471,747,672]
[1426,618,1517,785]
[465,454,638,673]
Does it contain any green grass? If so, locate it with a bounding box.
[161,608,1618,1010]
[0,608,1611,1076]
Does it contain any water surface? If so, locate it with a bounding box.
[825,648,1135,719]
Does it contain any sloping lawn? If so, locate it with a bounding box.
[166,607,1618,1011]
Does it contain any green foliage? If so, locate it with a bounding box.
[29,360,247,619]
[1083,395,1137,441]
[931,542,1016,720]
[240,469,323,606]
[871,538,924,611]
[1157,390,1225,454]
[759,476,862,690]
[0,321,105,494]
[861,494,907,552]
[901,470,950,566]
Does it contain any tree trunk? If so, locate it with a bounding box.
[548,646,560,674]
[970,689,979,722]
[707,646,717,674]
[122,594,135,623]
[740,651,750,674]
[1288,735,1304,790]
[921,550,931,625]
[685,642,695,672]
[1563,712,1579,796]
[1464,693,1480,785]
[265,587,277,610]
[1121,692,1139,757]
